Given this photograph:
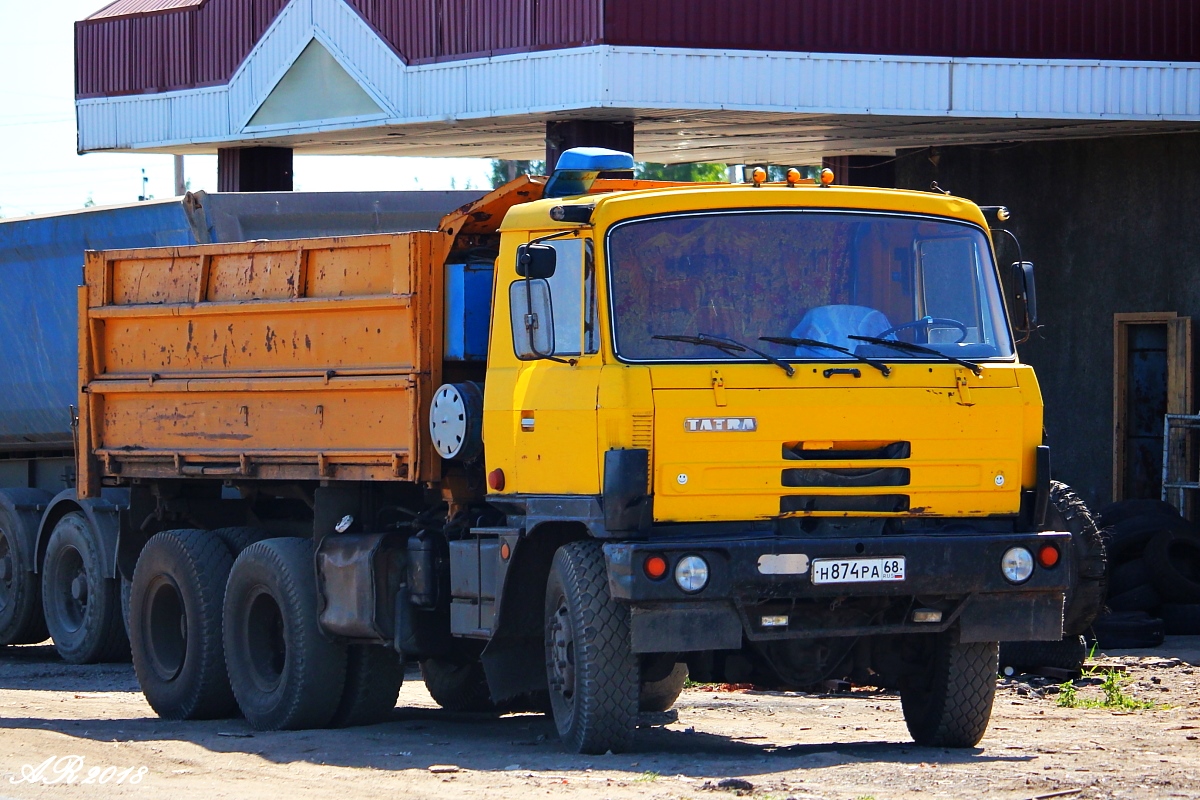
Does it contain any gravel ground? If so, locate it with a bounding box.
[2,638,1198,800]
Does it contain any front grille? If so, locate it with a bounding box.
[783,441,911,461]
[781,495,910,514]
[782,467,910,488]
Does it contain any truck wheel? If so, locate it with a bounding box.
[0,509,47,645]
[210,527,268,556]
[41,512,129,664]
[223,538,347,730]
[1045,482,1107,636]
[420,657,495,712]
[900,635,997,748]
[120,576,132,642]
[331,645,404,727]
[544,540,639,754]
[640,662,688,713]
[130,529,238,720]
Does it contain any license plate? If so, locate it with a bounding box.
[810,556,906,585]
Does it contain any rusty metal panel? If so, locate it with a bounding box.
[80,232,450,495]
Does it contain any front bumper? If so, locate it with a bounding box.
[604,531,1071,652]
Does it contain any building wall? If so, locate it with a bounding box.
[76,0,1200,98]
[895,132,1200,507]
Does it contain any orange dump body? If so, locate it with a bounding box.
[78,231,451,497]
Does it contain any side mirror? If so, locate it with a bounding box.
[1011,260,1038,335]
[509,279,555,359]
[516,243,557,279]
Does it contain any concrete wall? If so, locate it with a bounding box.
[896,132,1200,507]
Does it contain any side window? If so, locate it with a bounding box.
[545,239,584,356]
[917,238,983,343]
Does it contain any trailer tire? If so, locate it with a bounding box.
[1108,558,1151,598]
[1143,530,1200,603]
[0,509,47,645]
[1106,583,1161,613]
[900,636,997,748]
[331,645,404,727]
[1105,513,1196,561]
[420,658,495,712]
[1045,482,1108,636]
[1096,499,1180,528]
[41,512,129,663]
[223,538,347,730]
[131,529,238,720]
[544,540,639,754]
[1090,611,1165,649]
[639,663,689,713]
[999,636,1088,674]
[1159,604,1200,635]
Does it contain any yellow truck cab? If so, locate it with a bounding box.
[80,149,1097,756]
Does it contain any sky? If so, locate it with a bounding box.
[0,0,493,217]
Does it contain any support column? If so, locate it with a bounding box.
[821,155,896,188]
[545,121,634,171]
[217,147,294,192]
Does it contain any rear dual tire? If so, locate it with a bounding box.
[0,509,47,646]
[130,529,238,720]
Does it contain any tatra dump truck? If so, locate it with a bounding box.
[64,149,1101,753]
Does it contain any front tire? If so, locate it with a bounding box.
[900,634,997,748]
[1045,482,1107,636]
[544,540,638,754]
[130,529,238,720]
[223,538,347,730]
[41,512,128,664]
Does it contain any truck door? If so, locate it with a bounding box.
[484,236,603,495]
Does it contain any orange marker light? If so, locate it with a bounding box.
[786,168,801,187]
[1037,544,1060,568]
[644,555,669,580]
[751,167,767,187]
[820,168,835,186]
[500,541,511,561]
[487,468,505,491]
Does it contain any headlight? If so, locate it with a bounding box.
[1001,547,1034,584]
[674,555,709,593]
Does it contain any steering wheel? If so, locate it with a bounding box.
[876,316,968,344]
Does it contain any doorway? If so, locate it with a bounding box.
[1113,313,1192,501]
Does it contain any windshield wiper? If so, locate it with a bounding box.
[759,336,891,377]
[652,333,795,377]
[848,335,981,376]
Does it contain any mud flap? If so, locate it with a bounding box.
[958,591,1064,643]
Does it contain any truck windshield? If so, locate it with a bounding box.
[606,210,1014,364]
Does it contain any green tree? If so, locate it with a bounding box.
[489,160,545,188]
[635,162,727,181]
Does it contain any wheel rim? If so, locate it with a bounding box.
[50,544,87,633]
[144,576,187,681]
[546,596,577,726]
[0,530,13,611]
[244,586,286,693]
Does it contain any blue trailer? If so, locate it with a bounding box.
[0,189,483,661]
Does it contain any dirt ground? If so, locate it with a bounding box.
[2,639,1199,800]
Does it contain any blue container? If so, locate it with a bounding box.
[0,190,484,451]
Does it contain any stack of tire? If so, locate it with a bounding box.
[1090,500,1200,648]
[999,482,1108,674]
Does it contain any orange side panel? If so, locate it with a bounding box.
[79,233,449,496]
